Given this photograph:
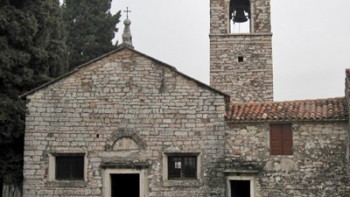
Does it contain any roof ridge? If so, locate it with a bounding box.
[20,46,230,98]
[227,97,348,122]
[231,97,345,106]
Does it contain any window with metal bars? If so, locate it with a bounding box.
[168,156,197,179]
[270,124,293,155]
[55,154,84,180]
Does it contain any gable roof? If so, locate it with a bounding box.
[226,97,348,122]
[20,46,229,98]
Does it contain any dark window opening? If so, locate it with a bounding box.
[230,0,251,33]
[230,180,251,197]
[270,124,293,155]
[56,154,84,180]
[238,56,244,62]
[111,174,139,197]
[168,156,197,179]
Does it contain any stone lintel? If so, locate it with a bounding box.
[100,162,150,169]
[222,169,259,175]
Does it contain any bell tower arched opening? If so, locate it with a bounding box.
[230,0,251,33]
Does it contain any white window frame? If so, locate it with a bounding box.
[48,153,87,181]
[161,152,202,187]
[162,152,201,181]
[227,176,255,197]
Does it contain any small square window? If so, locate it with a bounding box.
[55,154,84,180]
[270,124,293,155]
[238,56,244,62]
[168,156,197,179]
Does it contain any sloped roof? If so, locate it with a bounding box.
[226,97,348,122]
[20,46,229,98]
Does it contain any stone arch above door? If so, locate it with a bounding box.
[105,128,146,151]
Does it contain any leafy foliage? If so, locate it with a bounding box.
[0,0,67,184]
[62,0,121,69]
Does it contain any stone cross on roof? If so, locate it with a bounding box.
[124,7,131,19]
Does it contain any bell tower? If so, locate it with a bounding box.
[210,0,273,101]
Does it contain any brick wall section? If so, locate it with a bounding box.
[225,122,350,196]
[210,34,273,101]
[23,48,227,196]
[210,0,273,101]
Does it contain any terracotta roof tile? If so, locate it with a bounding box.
[226,97,348,122]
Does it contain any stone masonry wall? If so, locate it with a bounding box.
[345,69,350,162]
[210,34,273,101]
[225,122,350,197]
[252,0,271,33]
[23,48,227,197]
[210,0,229,35]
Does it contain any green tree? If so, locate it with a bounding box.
[62,0,121,70]
[0,0,67,184]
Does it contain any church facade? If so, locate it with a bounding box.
[22,0,350,196]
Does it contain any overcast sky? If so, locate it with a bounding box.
[110,0,350,101]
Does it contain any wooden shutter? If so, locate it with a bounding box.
[270,125,283,155]
[270,124,293,155]
[281,124,293,155]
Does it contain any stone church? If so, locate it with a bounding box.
[21,0,350,196]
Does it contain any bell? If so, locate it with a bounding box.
[233,9,248,23]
